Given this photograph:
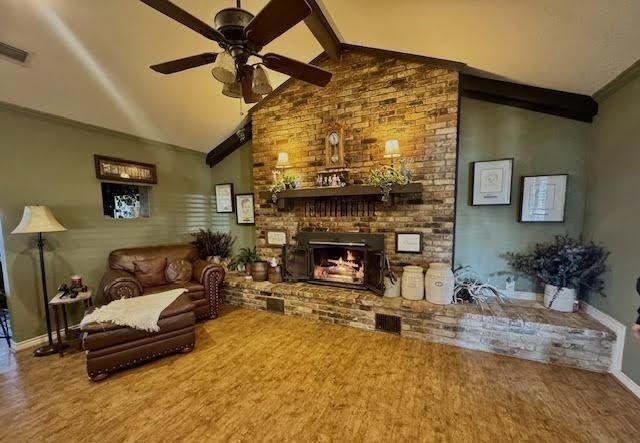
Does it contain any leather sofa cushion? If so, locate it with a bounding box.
[133,257,167,288]
[109,244,200,274]
[144,281,205,301]
[165,259,193,284]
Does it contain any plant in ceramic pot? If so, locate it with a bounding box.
[366,166,410,202]
[269,172,298,203]
[229,247,262,275]
[505,236,608,312]
[190,229,235,263]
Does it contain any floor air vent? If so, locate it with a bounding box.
[0,42,29,63]
[375,313,401,334]
[266,298,285,314]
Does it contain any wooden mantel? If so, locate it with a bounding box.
[258,183,423,208]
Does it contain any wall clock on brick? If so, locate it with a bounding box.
[325,125,345,168]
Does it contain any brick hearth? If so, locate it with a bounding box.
[223,274,615,373]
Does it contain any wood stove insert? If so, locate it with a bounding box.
[283,232,386,295]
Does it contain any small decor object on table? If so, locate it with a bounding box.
[266,230,287,247]
[470,158,513,205]
[49,284,93,357]
[519,174,568,222]
[505,235,608,312]
[94,155,157,184]
[214,183,234,213]
[268,258,283,284]
[190,229,235,263]
[236,193,255,225]
[396,233,422,253]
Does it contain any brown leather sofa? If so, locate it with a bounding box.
[100,244,225,320]
[81,244,225,381]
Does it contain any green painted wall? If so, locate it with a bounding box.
[455,98,591,292]
[210,140,255,253]
[0,103,215,342]
[584,68,640,384]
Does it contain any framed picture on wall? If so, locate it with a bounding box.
[215,183,234,213]
[470,158,513,206]
[396,233,423,253]
[519,174,568,222]
[235,193,255,225]
[266,230,287,247]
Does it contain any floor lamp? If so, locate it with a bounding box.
[12,206,67,357]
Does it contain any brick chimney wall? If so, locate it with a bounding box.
[251,50,459,267]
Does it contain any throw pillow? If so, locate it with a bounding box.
[133,257,167,288]
[165,259,193,284]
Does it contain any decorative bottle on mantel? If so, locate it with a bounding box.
[425,263,454,305]
[401,266,424,300]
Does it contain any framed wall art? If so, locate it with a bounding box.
[95,155,157,184]
[266,230,287,247]
[215,183,234,213]
[519,174,568,222]
[470,158,513,206]
[396,232,423,253]
[235,193,255,225]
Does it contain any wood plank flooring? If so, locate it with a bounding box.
[1,306,639,442]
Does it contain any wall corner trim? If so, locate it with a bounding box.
[593,58,640,103]
[580,301,640,399]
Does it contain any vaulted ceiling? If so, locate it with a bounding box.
[1,1,639,153]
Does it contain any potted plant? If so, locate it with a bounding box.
[505,236,608,312]
[366,165,411,202]
[269,172,299,203]
[190,229,235,263]
[229,247,269,281]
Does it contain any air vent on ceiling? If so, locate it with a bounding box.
[375,313,401,334]
[266,298,285,314]
[0,42,29,63]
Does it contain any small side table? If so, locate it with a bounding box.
[49,288,93,357]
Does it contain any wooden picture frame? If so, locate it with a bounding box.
[215,183,234,213]
[95,155,157,184]
[235,193,255,225]
[266,230,288,247]
[325,124,345,169]
[470,158,513,206]
[396,232,423,254]
[519,174,568,223]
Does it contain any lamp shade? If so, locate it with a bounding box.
[275,152,290,169]
[252,65,273,95]
[384,139,401,158]
[211,51,237,84]
[222,82,243,98]
[12,206,67,234]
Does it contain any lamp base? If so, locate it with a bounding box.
[33,343,67,357]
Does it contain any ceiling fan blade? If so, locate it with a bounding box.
[150,53,218,74]
[139,0,225,42]
[245,0,312,47]
[262,53,332,87]
[241,67,262,104]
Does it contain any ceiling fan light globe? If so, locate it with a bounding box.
[222,82,243,99]
[211,51,237,84]
[252,65,273,95]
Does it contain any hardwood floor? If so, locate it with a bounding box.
[1,306,639,442]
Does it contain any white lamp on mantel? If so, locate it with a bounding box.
[12,206,67,357]
[384,139,401,166]
[275,152,291,170]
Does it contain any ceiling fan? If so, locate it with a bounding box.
[139,0,333,103]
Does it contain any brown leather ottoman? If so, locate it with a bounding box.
[81,294,196,381]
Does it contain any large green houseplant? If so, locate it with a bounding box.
[505,235,608,311]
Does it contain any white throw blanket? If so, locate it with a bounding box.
[81,289,187,332]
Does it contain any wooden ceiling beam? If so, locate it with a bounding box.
[304,0,342,61]
[206,117,252,167]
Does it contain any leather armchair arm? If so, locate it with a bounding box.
[101,269,143,303]
[193,260,225,319]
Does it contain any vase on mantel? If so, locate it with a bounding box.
[543,284,577,312]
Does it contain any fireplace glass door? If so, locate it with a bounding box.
[310,245,366,289]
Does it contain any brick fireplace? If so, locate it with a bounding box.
[251,49,459,268]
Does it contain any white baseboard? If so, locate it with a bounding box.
[497,289,542,301]
[10,324,81,352]
[580,301,640,399]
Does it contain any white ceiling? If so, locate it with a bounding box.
[0,0,322,152]
[1,0,639,153]
[324,0,640,95]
